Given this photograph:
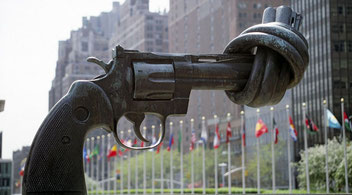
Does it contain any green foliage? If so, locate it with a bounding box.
[295,138,352,192]
[246,141,287,187]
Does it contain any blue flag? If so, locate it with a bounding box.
[327,109,341,129]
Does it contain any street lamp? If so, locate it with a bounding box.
[219,163,227,188]
[0,100,5,112]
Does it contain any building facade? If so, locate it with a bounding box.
[0,159,12,195]
[291,0,352,160]
[11,146,30,194]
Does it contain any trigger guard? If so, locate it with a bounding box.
[112,115,167,151]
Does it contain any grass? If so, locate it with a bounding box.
[88,187,326,194]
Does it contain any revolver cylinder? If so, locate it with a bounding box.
[133,54,253,100]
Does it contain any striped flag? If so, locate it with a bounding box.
[289,116,298,141]
[255,119,268,138]
[213,124,221,149]
[167,133,174,151]
[226,122,232,143]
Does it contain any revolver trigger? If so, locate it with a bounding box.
[124,113,149,143]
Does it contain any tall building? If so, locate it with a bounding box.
[49,2,121,109]
[109,0,168,52]
[291,0,352,160]
[168,0,290,187]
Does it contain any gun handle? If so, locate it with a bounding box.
[23,81,114,195]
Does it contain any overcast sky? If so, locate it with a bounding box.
[0,0,169,159]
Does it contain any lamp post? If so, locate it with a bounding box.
[219,163,227,188]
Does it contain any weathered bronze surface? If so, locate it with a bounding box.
[23,6,308,195]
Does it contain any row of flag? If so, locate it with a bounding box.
[82,109,351,162]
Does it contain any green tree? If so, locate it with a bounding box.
[295,138,352,192]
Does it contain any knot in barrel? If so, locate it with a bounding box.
[224,21,309,107]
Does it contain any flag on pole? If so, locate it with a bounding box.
[242,120,246,146]
[327,109,342,129]
[83,147,89,162]
[213,124,221,149]
[226,121,232,143]
[19,163,25,176]
[141,141,144,147]
[273,118,279,144]
[200,120,208,145]
[118,139,127,157]
[89,145,99,158]
[107,145,117,159]
[178,129,182,152]
[133,138,138,147]
[255,119,268,138]
[289,116,298,141]
[344,112,351,131]
[156,131,162,154]
[190,129,196,151]
[305,115,319,133]
[167,133,174,151]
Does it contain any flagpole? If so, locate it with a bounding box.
[270,107,276,193]
[240,111,245,194]
[120,131,124,195]
[152,125,155,195]
[341,98,349,193]
[180,120,184,195]
[256,109,260,194]
[227,113,232,195]
[86,138,90,191]
[302,102,310,193]
[214,115,218,195]
[160,124,164,194]
[91,137,95,194]
[128,129,132,195]
[190,118,195,194]
[170,122,174,194]
[286,105,292,193]
[202,116,206,195]
[96,136,100,195]
[107,134,111,193]
[143,126,147,195]
[102,135,105,195]
[323,99,329,193]
[135,149,138,195]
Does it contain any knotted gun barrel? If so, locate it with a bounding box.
[23,5,308,195]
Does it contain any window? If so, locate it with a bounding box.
[81,42,88,52]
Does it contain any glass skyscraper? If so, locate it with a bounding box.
[291,0,352,159]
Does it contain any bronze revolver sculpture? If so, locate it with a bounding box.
[23,6,308,195]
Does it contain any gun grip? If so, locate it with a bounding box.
[23,81,114,195]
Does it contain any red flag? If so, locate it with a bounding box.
[226,122,232,143]
[213,124,221,149]
[255,119,268,138]
[305,115,319,133]
[189,130,196,151]
[242,120,246,146]
[107,145,117,159]
[156,142,163,154]
[273,119,279,144]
